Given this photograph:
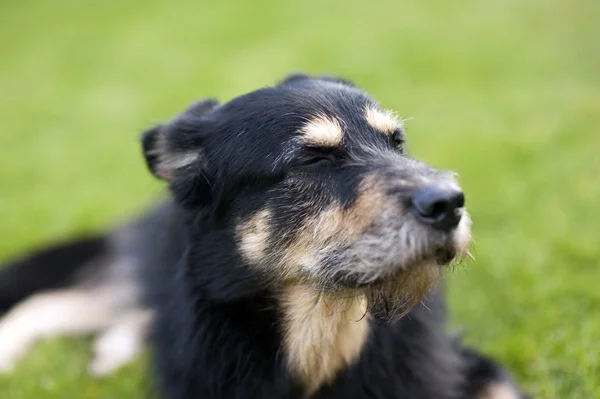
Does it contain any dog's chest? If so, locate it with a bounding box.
[280,285,370,396]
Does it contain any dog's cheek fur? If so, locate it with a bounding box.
[184,218,267,302]
[261,174,388,281]
[237,209,270,257]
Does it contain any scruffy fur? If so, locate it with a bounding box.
[141,74,528,398]
[0,74,529,399]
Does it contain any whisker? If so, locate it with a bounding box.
[466,251,476,261]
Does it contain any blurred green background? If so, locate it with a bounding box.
[0,0,598,398]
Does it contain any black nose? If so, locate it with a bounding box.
[411,185,465,231]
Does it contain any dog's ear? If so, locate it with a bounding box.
[142,99,220,206]
[279,73,355,88]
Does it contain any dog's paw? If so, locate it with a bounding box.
[0,331,28,375]
[0,346,21,375]
[88,331,138,377]
[87,354,129,377]
[87,311,152,377]
[476,381,526,399]
[0,360,15,374]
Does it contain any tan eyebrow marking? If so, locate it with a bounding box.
[299,114,344,146]
[365,106,401,136]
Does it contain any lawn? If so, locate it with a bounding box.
[0,0,598,398]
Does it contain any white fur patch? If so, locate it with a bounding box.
[477,381,521,399]
[88,309,154,377]
[454,209,472,255]
[0,285,137,374]
[299,114,343,146]
[158,151,200,172]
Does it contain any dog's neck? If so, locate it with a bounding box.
[187,220,371,395]
[279,284,371,395]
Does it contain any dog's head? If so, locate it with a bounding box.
[142,74,471,320]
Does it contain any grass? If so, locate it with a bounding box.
[0,0,598,397]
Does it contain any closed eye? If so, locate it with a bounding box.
[293,147,341,170]
[300,156,334,167]
[391,128,406,152]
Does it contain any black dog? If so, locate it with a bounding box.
[0,74,527,398]
[141,74,527,399]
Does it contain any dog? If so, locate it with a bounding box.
[0,74,528,398]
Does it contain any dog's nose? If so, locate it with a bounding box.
[411,185,465,231]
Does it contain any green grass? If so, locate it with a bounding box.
[0,0,598,397]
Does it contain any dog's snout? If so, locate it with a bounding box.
[411,185,464,231]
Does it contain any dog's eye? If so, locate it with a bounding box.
[294,149,337,170]
[299,156,334,168]
[391,129,405,149]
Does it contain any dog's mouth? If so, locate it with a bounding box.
[295,211,472,316]
[358,220,470,321]
[319,220,471,321]
[359,238,464,284]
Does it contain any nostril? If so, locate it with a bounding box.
[413,197,448,220]
[411,186,465,231]
[429,199,450,219]
[451,191,465,209]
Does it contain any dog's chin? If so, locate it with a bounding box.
[312,222,471,322]
[320,257,441,323]
[331,245,464,323]
[361,259,441,323]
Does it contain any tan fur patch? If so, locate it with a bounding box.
[237,209,271,265]
[365,106,401,136]
[476,382,521,399]
[282,175,387,274]
[299,114,344,146]
[236,176,387,279]
[281,284,370,395]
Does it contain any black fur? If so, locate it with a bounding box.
[0,236,106,312]
[141,74,529,399]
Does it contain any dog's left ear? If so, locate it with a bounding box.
[142,99,220,206]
